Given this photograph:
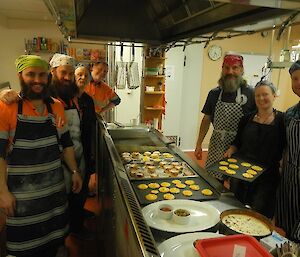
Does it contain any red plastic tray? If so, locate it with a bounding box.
[195,234,272,257]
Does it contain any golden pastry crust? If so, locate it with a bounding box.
[228,164,239,170]
[227,158,238,163]
[169,187,180,194]
[185,180,195,185]
[225,169,236,175]
[162,153,173,158]
[143,151,151,156]
[136,172,144,178]
[172,179,181,184]
[137,184,148,190]
[170,168,179,176]
[153,151,161,156]
[246,169,257,175]
[219,166,228,171]
[150,173,158,178]
[176,183,186,189]
[163,193,175,200]
[159,187,170,193]
[151,153,159,159]
[143,156,151,162]
[189,184,200,191]
[182,190,193,196]
[243,173,254,179]
[160,182,171,187]
[241,162,251,167]
[148,182,160,189]
[219,161,229,166]
[147,166,156,173]
[251,165,263,172]
[150,190,159,194]
[145,194,157,201]
[201,189,213,196]
[159,161,168,167]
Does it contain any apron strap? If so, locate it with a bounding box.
[17,99,23,114]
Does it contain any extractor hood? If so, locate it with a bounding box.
[44,0,300,46]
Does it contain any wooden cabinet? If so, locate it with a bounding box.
[141,47,166,130]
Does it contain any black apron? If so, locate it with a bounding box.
[230,116,281,218]
[6,100,68,256]
[276,117,300,242]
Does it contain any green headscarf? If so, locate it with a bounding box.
[15,54,49,73]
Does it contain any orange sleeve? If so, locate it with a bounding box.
[103,83,117,100]
[0,101,13,139]
[51,98,67,129]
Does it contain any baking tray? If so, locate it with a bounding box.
[195,234,273,257]
[131,177,218,205]
[207,155,266,182]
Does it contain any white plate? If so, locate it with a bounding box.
[142,199,220,233]
[158,232,224,257]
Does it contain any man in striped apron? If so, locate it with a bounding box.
[275,60,300,242]
[195,54,255,180]
[0,55,82,257]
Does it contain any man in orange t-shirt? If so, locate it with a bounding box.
[85,61,121,114]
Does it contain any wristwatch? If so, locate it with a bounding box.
[71,169,80,175]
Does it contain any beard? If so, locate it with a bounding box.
[20,77,50,100]
[218,74,245,93]
[50,74,78,101]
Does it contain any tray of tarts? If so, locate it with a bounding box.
[121,150,197,180]
[208,155,266,182]
[131,177,218,205]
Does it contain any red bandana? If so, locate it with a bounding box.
[223,54,243,67]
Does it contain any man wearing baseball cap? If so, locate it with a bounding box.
[0,55,82,257]
[195,54,255,180]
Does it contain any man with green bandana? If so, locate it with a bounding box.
[0,54,82,257]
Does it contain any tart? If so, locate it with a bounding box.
[143,151,151,156]
[172,179,181,184]
[169,187,180,194]
[247,169,257,175]
[225,169,236,175]
[151,190,159,194]
[219,161,229,166]
[148,182,160,189]
[145,194,157,201]
[185,180,195,185]
[163,193,175,200]
[228,164,239,170]
[161,182,171,187]
[137,184,148,190]
[252,165,263,172]
[242,173,254,179]
[159,187,170,193]
[182,190,193,196]
[189,184,200,191]
[227,158,238,163]
[219,166,228,171]
[176,183,186,189]
[201,189,213,196]
[241,162,251,167]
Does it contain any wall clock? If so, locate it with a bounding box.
[208,45,222,61]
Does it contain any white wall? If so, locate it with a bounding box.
[0,17,62,89]
[164,44,204,151]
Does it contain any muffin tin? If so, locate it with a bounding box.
[207,156,266,182]
[131,177,218,205]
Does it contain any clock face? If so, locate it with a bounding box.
[208,45,222,61]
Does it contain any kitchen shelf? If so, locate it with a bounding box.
[144,91,165,94]
[267,61,294,69]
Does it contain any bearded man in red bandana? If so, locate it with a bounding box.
[195,54,256,180]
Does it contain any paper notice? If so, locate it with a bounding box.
[232,244,246,257]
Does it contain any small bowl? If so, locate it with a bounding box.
[173,208,191,225]
[157,204,173,220]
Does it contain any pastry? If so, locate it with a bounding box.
[169,187,180,194]
[243,173,254,179]
[241,162,251,167]
[219,161,229,165]
[164,165,173,170]
[189,184,200,191]
[137,184,148,190]
[160,182,171,187]
[227,158,238,163]
[128,163,138,169]
[228,164,239,170]
[225,169,236,175]
[151,153,159,159]
[147,166,156,173]
[123,157,132,163]
[153,151,161,156]
[183,170,194,176]
[252,165,263,172]
[145,194,157,201]
[174,165,182,171]
[143,156,151,162]
[201,189,213,196]
[153,158,161,163]
[171,162,180,166]
[176,183,186,189]
[247,169,257,175]
[170,168,179,176]
[143,151,151,156]
[150,173,158,178]
[148,182,160,189]
[182,190,193,196]
[163,193,175,200]
[136,172,144,178]
[159,187,170,193]
[172,179,181,184]
[145,161,154,166]
[219,166,228,171]
[122,152,131,157]
[131,152,140,158]
[185,180,195,185]
[159,161,168,167]
[151,190,159,194]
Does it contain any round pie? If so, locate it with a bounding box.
[226,169,236,175]
[164,193,175,200]
[176,183,186,189]
[148,182,160,189]
[241,162,251,167]
[159,187,170,193]
[189,184,200,191]
[151,190,159,194]
[161,182,171,187]
[201,189,213,196]
[137,184,148,190]
[219,161,229,165]
[242,173,254,179]
[172,179,181,184]
[228,164,239,170]
[169,187,180,194]
[182,190,193,196]
[227,158,238,163]
[247,169,257,175]
[252,165,263,172]
[185,180,195,185]
[219,166,228,171]
[145,194,157,201]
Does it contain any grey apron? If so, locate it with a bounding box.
[6,100,68,256]
[63,105,85,194]
[206,88,244,179]
[276,117,300,242]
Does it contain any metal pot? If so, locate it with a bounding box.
[219,208,274,240]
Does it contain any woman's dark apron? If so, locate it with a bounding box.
[6,100,68,256]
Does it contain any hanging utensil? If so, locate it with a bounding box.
[127,43,140,89]
[116,43,127,89]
